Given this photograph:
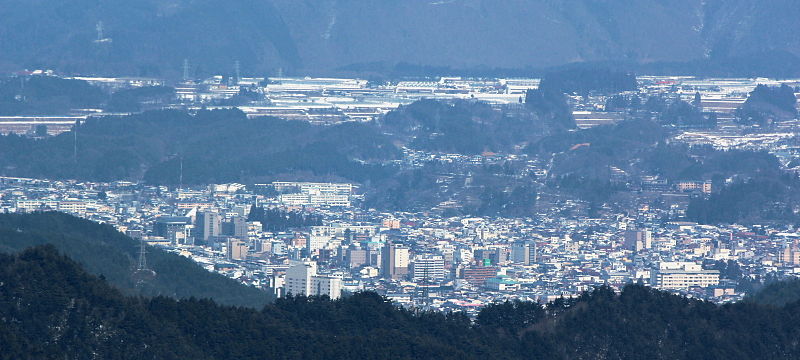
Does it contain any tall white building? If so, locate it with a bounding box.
[411,254,446,282]
[284,261,342,299]
[308,224,378,253]
[511,240,537,265]
[382,243,410,280]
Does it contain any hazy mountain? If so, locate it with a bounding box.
[0,0,798,77]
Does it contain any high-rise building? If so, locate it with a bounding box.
[474,247,509,266]
[284,261,342,299]
[511,240,537,265]
[346,246,368,269]
[624,229,652,252]
[286,261,316,297]
[153,216,191,244]
[778,244,800,266]
[411,254,446,282]
[195,211,221,245]
[222,216,248,240]
[382,242,409,280]
[227,238,248,260]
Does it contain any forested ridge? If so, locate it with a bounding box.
[3,244,800,359]
[0,108,398,184]
[0,212,270,308]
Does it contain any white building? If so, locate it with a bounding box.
[651,262,720,290]
[511,240,537,265]
[411,254,446,282]
[284,261,342,299]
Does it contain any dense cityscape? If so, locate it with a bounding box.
[3,72,800,315]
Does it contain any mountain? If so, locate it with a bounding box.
[0,0,299,78]
[4,245,800,359]
[0,212,270,308]
[0,0,798,77]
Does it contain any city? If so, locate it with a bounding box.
[2,72,799,316]
[5,1,800,358]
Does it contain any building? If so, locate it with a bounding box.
[345,246,368,269]
[485,275,520,291]
[474,248,509,266]
[462,266,499,287]
[676,180,712,194]
[511,240,537,265]
[279,193,351,207]
[624,229,652,252]
[222,216,248,240]
[15,200,59,212]
[58,200,88,215]
[382,242,409,280]
[286,261,316,297]
[778,245,800,266]
[411,254,446,282]
[227,238,248,260]
[284,261,342,299]
[651,262,720,290]
[272,182,354,207]
[309,224,377,254]
[195,211,222,245]
[153,216,191,244]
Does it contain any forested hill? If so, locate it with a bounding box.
[4,243,800,358]
[0,212,270,308]
[0,109,399,184]
[2,0,800,77]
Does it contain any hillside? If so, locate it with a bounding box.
[0,1,799,77]
[747,278,800,307]
[3,245,800,358]
[0,109,399,184]
[0,212,270,308]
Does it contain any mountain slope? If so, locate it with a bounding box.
[0,109,399,184]
[0,212,270,308]
[0,0,798,76]
[0,0,299,78]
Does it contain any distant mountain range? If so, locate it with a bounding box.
[1,0,798,78]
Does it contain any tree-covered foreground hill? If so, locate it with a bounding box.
[3,241,800,358]
[0,212,270,308]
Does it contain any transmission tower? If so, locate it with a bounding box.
[133,237,157,286]
[137,238,148,271]
[94,21,112,43]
